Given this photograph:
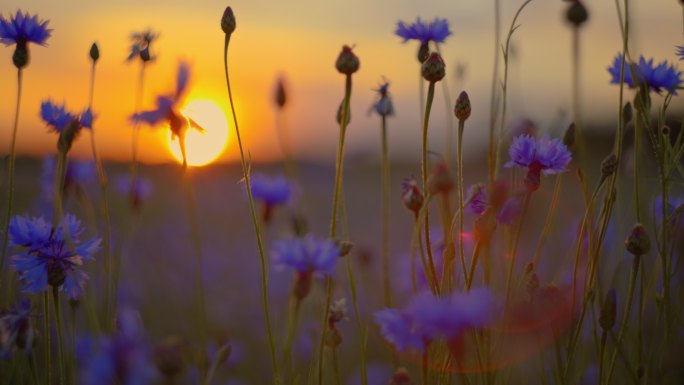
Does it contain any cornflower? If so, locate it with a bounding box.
[608,53,683,94]
[0,10,51,68]
[249,173,292,223]
[126,29,157,63]
[505,134,572,191]
[0,299,34,359]
[9,214,101,300]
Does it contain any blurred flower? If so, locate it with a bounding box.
[395,17,451,45]
[372,81,394,117]
[250,173,292,206]
[126,29,157,62]
[40,100,93,133]
[0,299,34,359]
[465,183,487,215]
[374,288,496,353]
[131,61,203,149]
[345,363,393,385]
[677,45,684,61]
[608,53,683,94]
[77,321,157,385]
[114,175,153,211]
[505,134,571,191]
[0,10,51,68]
[401,176,424,213]
[9,213,101,299]
[496,195,524,225]
[41,156,97,201]
[328,298,348,324]
[272,234,339,275]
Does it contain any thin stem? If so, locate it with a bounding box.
[28,353,39,385]
[204,344,231,385]
[435,44,455,169]
[381,116,391,307]
[345,233,368,385]
[598,331,607,385]
[532,175,562,267]
[503,192,532,306]
[182,168,209,381]
[283,295,301,381]
[633,112,642,222]
[456,121,466,289]
[488,0,501,182]
[0,68,23,295]
[421,82,440,296]
[329,74,352,238]
[52,286,65,385]
[223,34,279,384]
[465,241,482,291]
[43,292,51,385]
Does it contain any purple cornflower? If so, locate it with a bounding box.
[131,61,203,147]
[250,173,292,206]
[41,156,97,201]
[114,175,153,212]
[9,214,101,300]
[0,299,34,359]
[466,183,487,215]
[608,53,683,94]
[272,234,339,275]
[0,10,51,68]
[372,81,394,117]
[395,17,452,45]
[126,29,157,63]
[505,134,571,190]
[40,100,93,133]
[374,288,496,353]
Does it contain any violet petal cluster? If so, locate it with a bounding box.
[0,11,51,46]
[250,173,292,206]
[608,53,683,94]
[505,134,572,175]
[395,17,452,45]
[272,234,339,275]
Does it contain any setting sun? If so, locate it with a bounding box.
[167,99,229,167]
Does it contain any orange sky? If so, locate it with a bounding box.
[0,0,682,166]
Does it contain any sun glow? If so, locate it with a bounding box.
[167,100,229,167]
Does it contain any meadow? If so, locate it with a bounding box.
[1,1,684,385]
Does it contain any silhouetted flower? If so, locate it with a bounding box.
[0,10,51,68]
[395,17,451,45]
[272,235,339,275]
[372,81,394,117]
[126,29,157,62]
[9,214,101,299]
[677,45,684,61]
[131,61,203,163]
[0,300,34,359]
[608,53,683,94]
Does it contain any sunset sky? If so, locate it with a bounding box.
[0,0,681,166]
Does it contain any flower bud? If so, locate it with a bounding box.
[390,367,415,385]
[139,46,151,62]
[275,77,286,108]
[600,153,618,179]
[336,240,353,257]
[402,177,424,213]
[566,0,589,27]
[417,43,429,63]
[328,298,347,324]
[221,6,236,35]
[527,272,539,297]
[335,45,359,75]
[154,335,186,379]
[625,223,650,256]
[89,42,100,63]
[563,123,576,148]
[454,91,471,121]
[421,52,446,83]
[599,288,616,331]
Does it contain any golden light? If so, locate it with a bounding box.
[167,100,229,167]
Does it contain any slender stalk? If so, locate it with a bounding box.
[503,192,532,307]
[532,176,562,267]
[223,34,279,384]
[52,287,65,385]
[465,241,482,291]
[435,44,455,169]
[28,353,39,385]
[204,344,231,385]
[130,62,146,186]
[43,292,51,385]
[598,331,607,385]
[0,69,23,295]
[182,168,209,382]
[421,82,440,296]
[331,348,342,385]
[87,56,113,329]
[380,116,391,307]
[488,0,501,182]
[456,120,466,289]
[345,238,368,385]
[283,295,301,381]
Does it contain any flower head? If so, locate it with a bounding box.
[395,17,451,45]
[126,29,157,63]
[466,184,487,215]
[505,134,571,175]
[608,53,683,94]
[115,175,153,212]
[9,214,101,299]
[0,300,34,359]
[272,235,339,275]
[372,81,394,117]
[0,11,51,47]
[250,173,292,206]
[41,156,97,201]
[401,176,424,213]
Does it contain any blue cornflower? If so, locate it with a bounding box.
[608,53,683,94]
[250,173,292,206]
[506,134,571,175]
[0,11,51,46]
[0,300,34,359]
[395,17,452,45]
[132,61,203,146]
[372,81,394,117]
[9,214,101,299]
[115,175,153,212]
[126,29,157,63]
[374,289,496,353]
[40,100,93,133]
[272,234,339,275]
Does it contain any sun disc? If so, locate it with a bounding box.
[167,99,229,167]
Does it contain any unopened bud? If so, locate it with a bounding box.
[625,223,650,256]
[324,326,342,349]
[402,177,424,213]
[527,272,540,297]
[221,6,236,35]
[566,0,589,27]
[139,46,151,62]
[336,240,353,257]
[275,77,286,108]
[328,298,347,324]
[417,43,429,63]
[563,123,576,148]
[421,52,446,83]
[89,42,100,63]
[154,335,186,379]
[390,367,415,385]
[13,44,29,69]
[601,153,618,178]
[335,45,359,75]
[454,91,471,121]
[599,288,616,331]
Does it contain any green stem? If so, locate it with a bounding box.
[380,116,391,307]
[283,295,301,381]
[598,331,607,385]
[465,242,482,291]
[183,168,209,381]
[345,241,368,385]
[52,286,65,385]
[488,0,501,183]
[456,121,466,288]
[503,192,532,306]
[435,44,454,169]
[0,68,22,296]
[223,34,279,384]
[204,344,231,385]
[43,292,51,385]
[421,82,440,296]
[532,175,562,267]
[28,354,39,385]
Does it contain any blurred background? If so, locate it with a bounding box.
[0,0,682,166]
